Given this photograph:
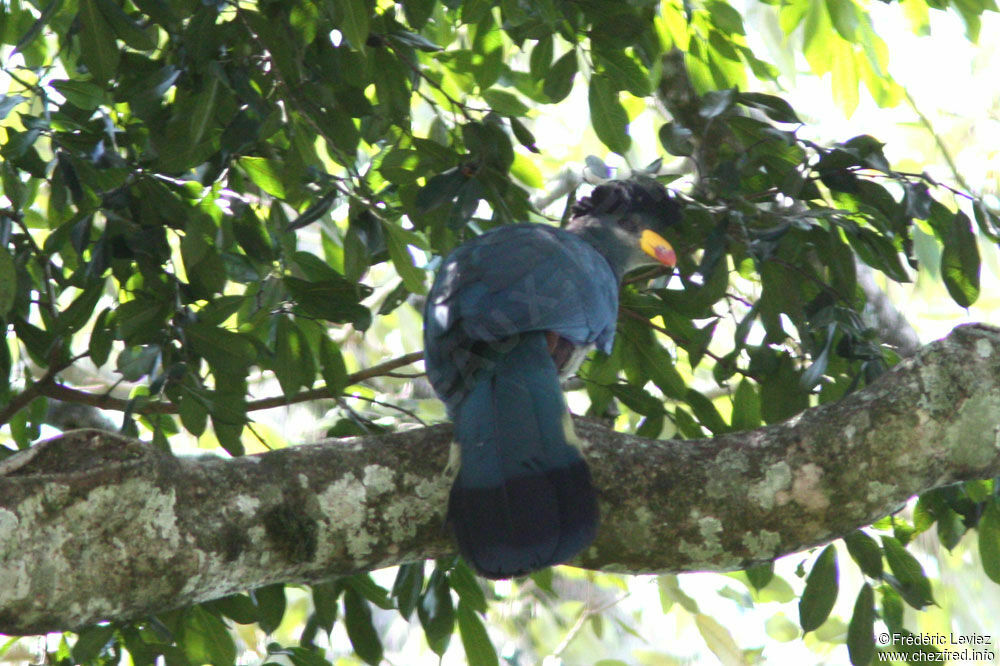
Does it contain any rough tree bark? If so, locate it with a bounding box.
[2,324,1000,635]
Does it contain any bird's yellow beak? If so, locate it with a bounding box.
[640,229,676,267]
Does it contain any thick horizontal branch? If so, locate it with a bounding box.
[2,325,1000,634]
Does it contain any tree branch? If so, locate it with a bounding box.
[34,351,425,416]
[2,325,1000,634]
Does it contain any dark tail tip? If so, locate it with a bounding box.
[449,459,599,579]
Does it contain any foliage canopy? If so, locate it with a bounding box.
[1,0,1000,663]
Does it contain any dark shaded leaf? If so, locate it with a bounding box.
[318,336,349,395]
[730,379,761,431]
[253,583,287,634]
[274,315,315,395]
[529,34,553,78]
[0,248,16,316]
[391,562,424,618]
[745,562,774,590]
[418,568,454,656]
[978,498,1000,584]
[542,50,577,103]
[335,0,370,50]
[798,544,838,632]
[658,121,694,157]
[457,600,499,666]
[940,211,980,307]
[881,536,934,609]
[78,0,120,84]
[588,75,630,155]
[206,594,259,625]
[71,624,116,664]
[449,561,487,613]
[846,583,875,666]
[737,92,801,123]
[346,573,395,610]
[180,605,237,666]
[595,48,651,96]
[285,276,372,329]
[312,581,341,632]
[843,530,883,578]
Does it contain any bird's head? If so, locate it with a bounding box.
[567,177,682,278]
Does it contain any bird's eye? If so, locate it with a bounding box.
[618,216,639,233]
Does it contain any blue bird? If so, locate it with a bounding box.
[424,177,681,578]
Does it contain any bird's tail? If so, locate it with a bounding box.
[449,331,599,579]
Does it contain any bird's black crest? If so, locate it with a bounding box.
[571,177,680,228]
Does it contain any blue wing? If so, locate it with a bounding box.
[423,224,618,412]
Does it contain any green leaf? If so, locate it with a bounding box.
[346,573,395,610]
[253,583,287,634]
[335,0,370,50]
[274,315,315,395]
[685,388,729,434]
[382,221,427,294]
[238,156,287,199]
[798,544,838,632]
[56,281,104,333]
[0,94,26,120]
[759,353,809,424]
[529,34,553,79]
[695,613,743,666]
[457,600,499,666]
[737,92,801,123]
[0,247,16,316]
[180,606,237,666]
[389,29,441,52]
[416,169,467,212]
[449,561,487,613]
[745,562,774,590]
[588,74,630,155]
[481,89,529,117]
[595,48,651,96]
[206,594,259,625]
[391,562,424,618]
[543,50,577,103]
[940,211,980,307]
[89,309,114,368]
[78,0,121,84]
[881,536,934,609]
[373,47,411,121]
[95,0,157,50]
[318,336,349,395]
[730,379,761,431]
[402,0,435,29]
[801,323,836,390]
[978,498,1000,584]
[825,0,859,40]
[186,323,256,378]
[509,117,538,152]
[658,121,694,157]
[609,383,664,416]
[847,584,875,666]
[285,276,372,329]
[699,88,736,119]
[418,568,454,656]
[50,79,107,110]
[71,624,116,663]
[843,530,883,578]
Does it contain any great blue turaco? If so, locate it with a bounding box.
[424,177,682,579]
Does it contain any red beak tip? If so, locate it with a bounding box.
[656,246,676,267]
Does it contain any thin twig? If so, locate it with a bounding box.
[33,351,425,417]
[0,353,88,427]
[551,591,631,658]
